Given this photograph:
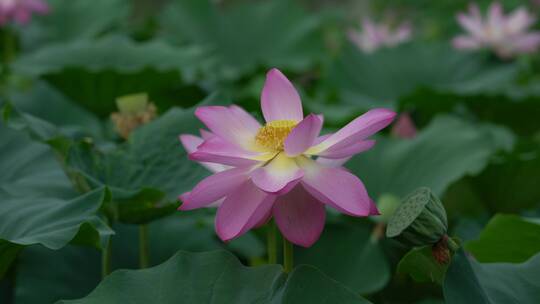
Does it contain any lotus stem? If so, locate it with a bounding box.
[283,237,294,273]
[139,224,150,268]
[101,237,112,279]
[2,27,15,70]
[370,222,386,243]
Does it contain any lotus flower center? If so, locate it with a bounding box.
[255,120,297,151]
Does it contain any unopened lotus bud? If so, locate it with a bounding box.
[386,187,448,247]
[111,93,157,139]
[391,113,417,139]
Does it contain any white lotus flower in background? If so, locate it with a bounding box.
[453,2,540,58]
[348,18,412,53]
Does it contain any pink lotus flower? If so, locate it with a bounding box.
[348,18,412,53]
[391,113,417,139]
[0,0,48,25]
[453,2,540,58]
[179,68,396,247]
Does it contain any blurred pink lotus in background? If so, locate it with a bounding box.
[347,18,412,53]
[453,2,540,58]
[179,68,395,247]
[0,0,48,25]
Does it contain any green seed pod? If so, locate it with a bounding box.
[386,187,448,247]
[371,193,401,224]
[116,93,149,114]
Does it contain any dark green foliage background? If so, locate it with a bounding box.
[1,0,539,303]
